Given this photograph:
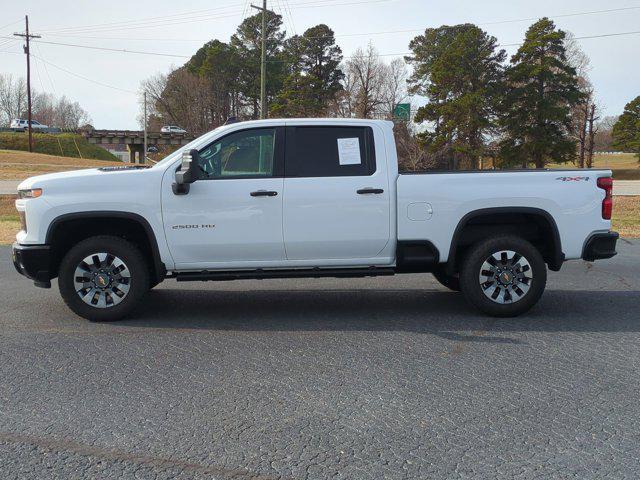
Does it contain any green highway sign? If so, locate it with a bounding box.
[393,103,411,121]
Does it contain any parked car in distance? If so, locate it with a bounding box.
[12,119,618,322]
[161,125,187,134]
[10,119,49,130]
[147,145,159,153]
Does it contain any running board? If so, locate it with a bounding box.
[175,267,396,282]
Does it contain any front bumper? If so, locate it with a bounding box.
[12,243,52,288]
[582,231,619,262]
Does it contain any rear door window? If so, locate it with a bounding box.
[285,126,376,177]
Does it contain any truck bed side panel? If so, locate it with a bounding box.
[397,170,612,262]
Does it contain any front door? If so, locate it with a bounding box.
[162,127,285,269]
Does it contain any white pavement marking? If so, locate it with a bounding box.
[0,180,19,195]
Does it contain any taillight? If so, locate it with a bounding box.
[597,177,613,220]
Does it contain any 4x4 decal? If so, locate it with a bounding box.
[556,176,590,182]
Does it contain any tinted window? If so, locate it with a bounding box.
[198,128,275,179]
[286,126,375,177]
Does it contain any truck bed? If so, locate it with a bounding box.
[396,169,613,262]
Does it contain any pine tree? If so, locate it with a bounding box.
[230,11,286,119]
[612,96,640,161]
[499,18,584,168]
[406,24,505,169]
[271,24,343,117]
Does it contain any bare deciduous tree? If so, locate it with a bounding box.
[329,45,408,120]
[140,69,215,135]
[342,44,387,118]
[565,34,599,168]
[32,92,91,129]
[0,74,27,126]
[380,58,408,118]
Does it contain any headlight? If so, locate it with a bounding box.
[17,188,43,199]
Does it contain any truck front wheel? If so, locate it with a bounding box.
[58,236,150,321]
[459,236,547,317]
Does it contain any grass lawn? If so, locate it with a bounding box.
[547,153,640,179]
[0,149,120,180]
[612,196,640,237]
[0,132,119,161]
[592,153,638,169]
[0,195,19,245]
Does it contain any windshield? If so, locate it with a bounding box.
[152,127,222,169]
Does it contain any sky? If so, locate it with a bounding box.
[1,0,639,130]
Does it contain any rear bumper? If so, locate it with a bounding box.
[582,232,619,262]
[12,243,52,288]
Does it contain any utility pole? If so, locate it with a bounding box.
[251,0,268,119]
[14,15,41,153]
[143,92,147,164]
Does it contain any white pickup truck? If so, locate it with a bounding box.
[12,119,618,321]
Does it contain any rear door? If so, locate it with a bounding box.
[283,125,391,262]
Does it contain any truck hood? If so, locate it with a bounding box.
[17,166,152,191]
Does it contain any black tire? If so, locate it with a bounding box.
[459,236,547,317]
[58,235,150,321]
[432,267,461,291]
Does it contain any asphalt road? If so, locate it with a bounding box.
[1,241,640,479]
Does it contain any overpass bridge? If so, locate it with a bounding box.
[83,130,195,163]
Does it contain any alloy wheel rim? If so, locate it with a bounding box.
[478,250,532,304]
[73,252,131,308]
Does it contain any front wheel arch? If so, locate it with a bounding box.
[46,211,166,284]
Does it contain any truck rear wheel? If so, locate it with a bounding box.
[459,236,546,317]
[58,236,149,322]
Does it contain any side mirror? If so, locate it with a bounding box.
[173,149,199,195]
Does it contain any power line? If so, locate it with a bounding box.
[38,0,391,35]
[38,2,246,33]
[31,39,191,58]
[0,18,23,32]
[282,0,297,35]
[479,5,640,26]
[2,26,638,63]
[34,43,57,95]
[30,54,137,94]
[41,11,245,35]
[30,4,640,44]
[501,29,640,46]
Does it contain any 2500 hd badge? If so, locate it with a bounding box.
[172,224,215,229]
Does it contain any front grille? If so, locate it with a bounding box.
[19,210,27,233]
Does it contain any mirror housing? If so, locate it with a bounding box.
[173,149,199,195]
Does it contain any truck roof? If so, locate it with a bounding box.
[219,118,394,129]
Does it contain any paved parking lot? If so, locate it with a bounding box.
[1,241,640,479]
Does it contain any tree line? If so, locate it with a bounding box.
[0,73,91,129]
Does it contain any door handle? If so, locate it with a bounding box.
[357,188,384,195]
[250,190,278,197]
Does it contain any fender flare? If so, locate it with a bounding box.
[46,211,166,281]
[446,207,564,273]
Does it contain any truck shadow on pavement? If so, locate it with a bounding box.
[122,288,640,342]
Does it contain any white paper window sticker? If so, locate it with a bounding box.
[337,137,361,165]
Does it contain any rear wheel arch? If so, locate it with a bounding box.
[45,211,166,283]
[446,207,563,274]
